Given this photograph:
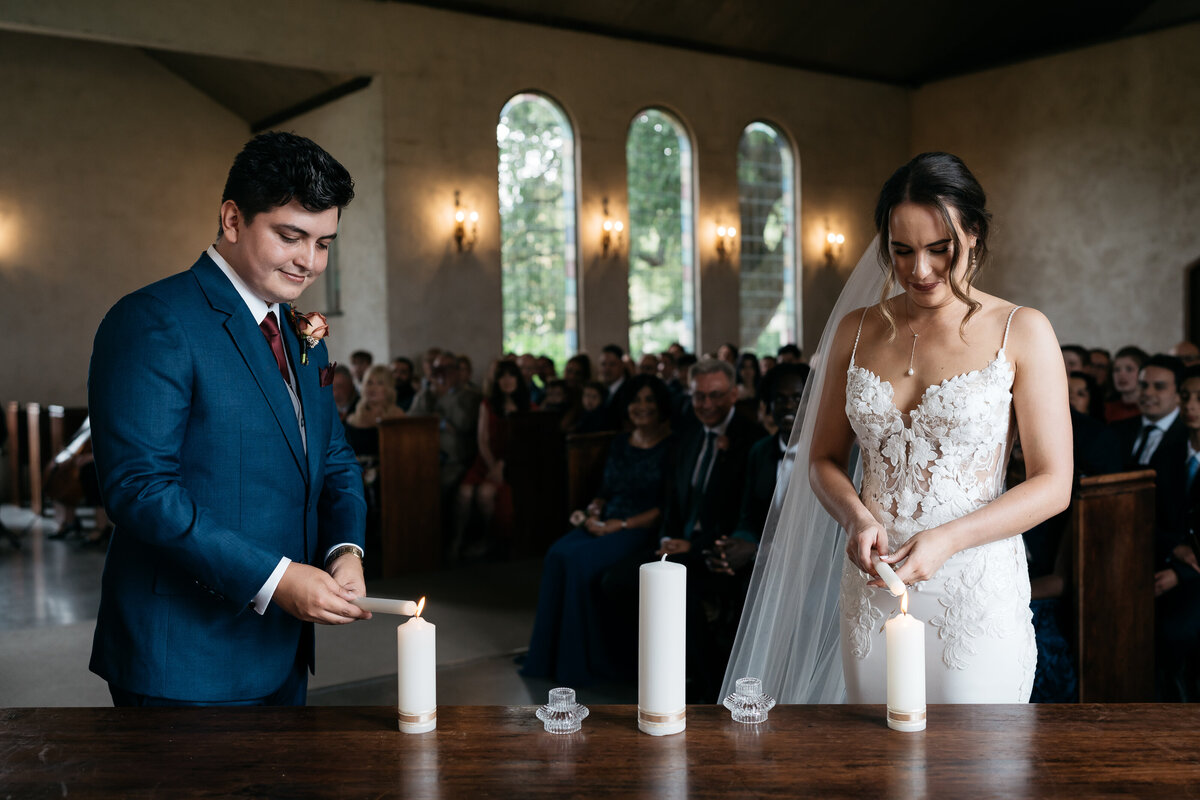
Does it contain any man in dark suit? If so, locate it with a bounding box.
[88,132,370,706]
[605,358,764,701]
[1112,354,1186,473]
[1155,364,1200,699]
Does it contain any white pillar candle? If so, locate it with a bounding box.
[638,555,686,736]
[884,590,926,732]
[354,597,419,616]
[397,597,436,734]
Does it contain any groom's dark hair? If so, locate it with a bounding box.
[217,131,355,237]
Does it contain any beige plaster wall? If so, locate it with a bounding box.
[0,0,906,390]
[284,79,390,368]
[910,23,1200,354]
[0,29,248,406]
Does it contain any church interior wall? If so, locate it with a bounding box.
[911,22,1200,355]
[1,1,1195,406]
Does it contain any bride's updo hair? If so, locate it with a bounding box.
[873,152,992,337]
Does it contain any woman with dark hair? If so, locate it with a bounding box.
[729,152,1073,704]
[716,342,739,364]
[522,374,674,686]
[563,353,593,390]
[1068,370,1105,421]
[735,352,762,401]
[454,360,531,560]
[1106,345,1148,422]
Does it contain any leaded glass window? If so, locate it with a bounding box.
[626,109,695,354]
[737,121,796,354]
[497,93,578,365]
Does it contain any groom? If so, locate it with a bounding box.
[88,132,371,706]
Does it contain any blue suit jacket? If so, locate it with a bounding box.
[87,252,366,701]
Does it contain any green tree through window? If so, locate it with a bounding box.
[737,122,796,356]
[498,93,577,366]
[627,109,694,355]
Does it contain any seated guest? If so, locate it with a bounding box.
[543,379,581,432]
[1107,345,1148,422]
[718,363,809,573]
[390,356,417,412]
[1173,341,1200,366]
[344,365,406,456]
[760,354,777,374]
[1060,344,1088,374]
[518,353,543,405]
[1068,370,1104,421]
[1088,348,1112,397]
[332,364,359,422]
[1156,365,1200,699]
[459,354,481,393]
[598,344,627,409]
[454,360,530,561]
[536,355,557,390]
[522,375,674,686]
[350,349,373,390]
[602,358,765,701]
[563,353,592,390]
[1113,354,1185,471]
[411,351,483,523]
[735,352,761,401]
[419,346,443,392]
[638,353,660,376]
[572,380,615,434]
[776,343,802,364]
[716,343,738,365]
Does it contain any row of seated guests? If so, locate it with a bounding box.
[1024,342,1200,702]
[521,359,810,702]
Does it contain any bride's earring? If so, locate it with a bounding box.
[970,248,977,271]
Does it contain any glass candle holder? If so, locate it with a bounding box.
[535,687,590,734]
[723,677,776,724]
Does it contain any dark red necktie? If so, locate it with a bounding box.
[259,311,291,385]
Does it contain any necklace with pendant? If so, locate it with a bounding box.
[903,297,923,377]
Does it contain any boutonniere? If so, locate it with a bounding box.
[287,309,329,366]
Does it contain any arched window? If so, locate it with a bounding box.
[626,109,695,355]
[497,93,578,364]
[737,121,796,355]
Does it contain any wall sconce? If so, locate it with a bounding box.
[824,231,845,264]
[454,190,479,252]
[601,197,624,258]
[716,225,738,261]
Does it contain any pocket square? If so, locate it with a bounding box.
[320,363,336,388]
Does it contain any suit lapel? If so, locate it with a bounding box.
[191,256,308,479]
[280,304,323,483]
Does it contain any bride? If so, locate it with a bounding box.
[723,152,1073,703]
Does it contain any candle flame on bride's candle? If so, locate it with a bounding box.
[415,596,426,618]
[900,590,909,615]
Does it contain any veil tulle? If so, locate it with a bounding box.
[722,237,894,703]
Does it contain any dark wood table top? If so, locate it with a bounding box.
[3,704,1199,798]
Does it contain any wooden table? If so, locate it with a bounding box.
[3,704,1199,798]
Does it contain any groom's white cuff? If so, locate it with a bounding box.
[251,557,292,615]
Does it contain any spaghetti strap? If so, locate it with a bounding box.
[850,309,869,366]
[1000,306,1023,353]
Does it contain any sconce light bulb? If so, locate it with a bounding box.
[455,210,466,223]
[728,227,737,238]
[614,221,624,233]
[827,233,836,244]
[835,233,845,244]
[603,220,613,232]
[717,226,727,237]
[469,211,479,223]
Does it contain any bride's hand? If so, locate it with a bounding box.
[880,528,956,584]
[845,516,889,576]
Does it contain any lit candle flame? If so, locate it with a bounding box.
[415,596,426,618]
[900,590,909,615]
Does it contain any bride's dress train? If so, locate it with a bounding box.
[839,306,1036,703]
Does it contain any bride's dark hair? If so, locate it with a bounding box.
[873,152,992,337]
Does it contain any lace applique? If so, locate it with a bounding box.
[841,561,885,660]
[927,539,1027,671]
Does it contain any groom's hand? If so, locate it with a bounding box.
[274,562,370,624]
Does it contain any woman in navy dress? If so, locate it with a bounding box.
[522,374,674,686]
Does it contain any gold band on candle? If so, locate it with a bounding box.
[398,709,438,725]
[887,708,927,723]
[638,708,686,725]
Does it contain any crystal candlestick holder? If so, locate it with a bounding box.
[723,677,776,724]
[536,687,589,734]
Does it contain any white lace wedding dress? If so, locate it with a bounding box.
[839,306,1036,703]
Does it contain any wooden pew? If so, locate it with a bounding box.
[565,431,616,517]
[1071,469,1156,702]
[26,403,42,515]
[506,411,567,556]
[377,416,441,576]
[4,401,17,506]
